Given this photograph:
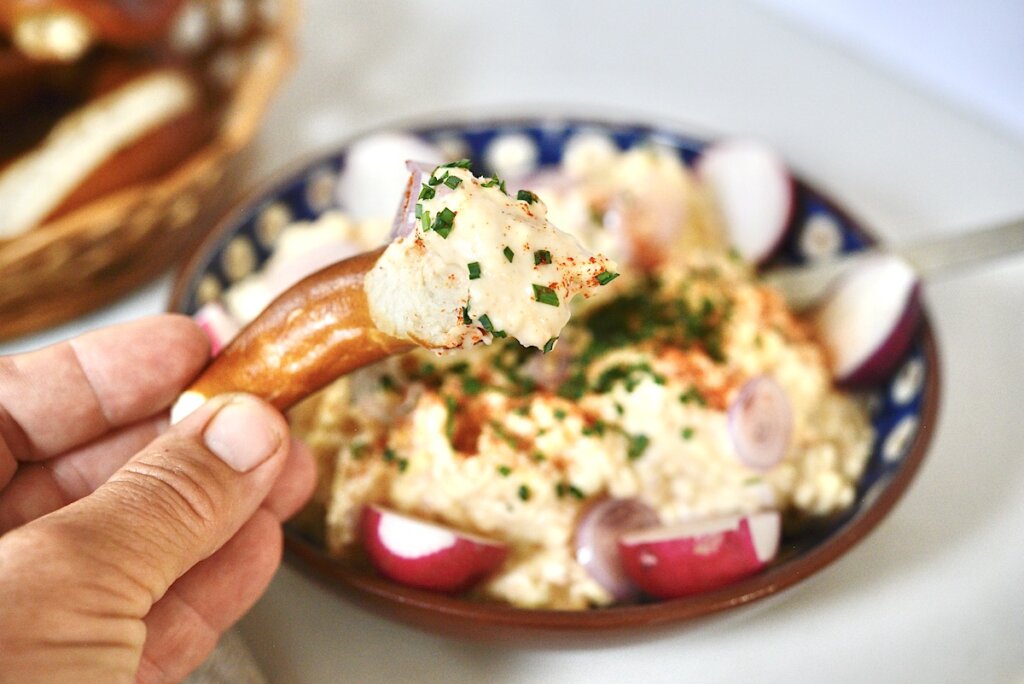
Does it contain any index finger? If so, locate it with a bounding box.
[0,314,209,463]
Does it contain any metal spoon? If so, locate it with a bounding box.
[763,216,1024,310]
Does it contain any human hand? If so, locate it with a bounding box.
[0,315,316,682]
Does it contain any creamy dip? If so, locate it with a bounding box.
[364,162,618,351]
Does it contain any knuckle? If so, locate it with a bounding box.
[116,456,224,537]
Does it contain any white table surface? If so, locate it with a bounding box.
[4,1,1024,682]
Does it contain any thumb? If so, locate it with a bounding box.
[39,393,290,617]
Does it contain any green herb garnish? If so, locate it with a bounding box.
[518,484,531,501]
[461,304,472,325]
[533,249,552,266]
[595,270,619,286]
[503,245,515,262]
[627,434,650,460]
[477,314,507,338]
[517,189,539,204]
[681,426,695,440]
[418,184,436,200]
[443,174,462,189]
[467,261,482,280]
[678,386,707,406]
[543,337,558,354]
[431,207,457,238]
[532,284,559,307]
[498,465,512,477]
[553,408,567,420]
[440,159,473,170]
[462,376,484,396]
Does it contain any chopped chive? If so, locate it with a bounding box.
[481,175,501,189]
[420,209,432,232]
[542,337,558,354]
[379,375,397,392]
[533,249,552,266]
[462,376,483,396]
[503,245,515,262]
[383,448,396,463]
[517,189,539,204]
[461,304,471,325]
[555,482,567,498]
[627,434,650,460]
[418,184,436,200]
[553,408,567,420]
[477,314,507,338]
[568,484,586,500]
[467,261,482,280]
[596,270,620,286]
[440,159,473,169]
[443,174,463,189]
[681,426,695,440]
[444,395,457,440]
[531,451,546,463]
[397,458,409,472]
[532,284,559,307]
[414,203,423,219]
[582,420,606,437]
[518,484,531,501]
[678,386,707,406]
[498,465,512,477]
[431,207,457,238]
[351,442,368,460]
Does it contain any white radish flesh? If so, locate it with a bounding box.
[361,505,508,593]
[336,132,445,220]
[814,254,921,386]
[696,139,793,264]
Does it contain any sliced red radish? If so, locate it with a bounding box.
[696,139,794,264]
[389,160,452,240]
[336,132,445,219]
[727,376,793,471]
[814,254,921,386]
[361,505,508,593]
[193,301,240,356]
[574,498,660,602]
[618,511,781,599]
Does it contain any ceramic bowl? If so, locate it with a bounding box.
[170,116,940,643]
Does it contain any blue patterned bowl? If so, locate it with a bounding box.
[170,117,940,640]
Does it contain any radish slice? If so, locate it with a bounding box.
[814,254,922,386]
[361,505,508,593]
[618,511,781,599]
[574,498,660,602]
[336,132,445,220]
[727,376,792,471]
[696,139,793,264]
[389,160,449,240]
[193,301,240,356]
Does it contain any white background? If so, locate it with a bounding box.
[4,1,1024,682]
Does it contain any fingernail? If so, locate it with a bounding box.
[203,396,282,473]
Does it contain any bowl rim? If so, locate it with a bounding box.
[169,114,941,636]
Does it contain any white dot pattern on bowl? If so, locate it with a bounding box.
[222,235,257,282]
[799,213,843,261]
[257,202,292,247]
[484,132,539,178]
[306,166,338,213]
[891,357,925,406]
[883,415,919,463]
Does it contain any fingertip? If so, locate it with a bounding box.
[263,437,317,522]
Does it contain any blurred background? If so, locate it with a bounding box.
[1,1,1022,682]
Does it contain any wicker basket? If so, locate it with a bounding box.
[0,0,299,341]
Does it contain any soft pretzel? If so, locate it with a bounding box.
[0,67,210,238]
[172,162,620,422]
[0,1,186,61]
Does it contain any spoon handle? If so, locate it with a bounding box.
[763,216,1024,310]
